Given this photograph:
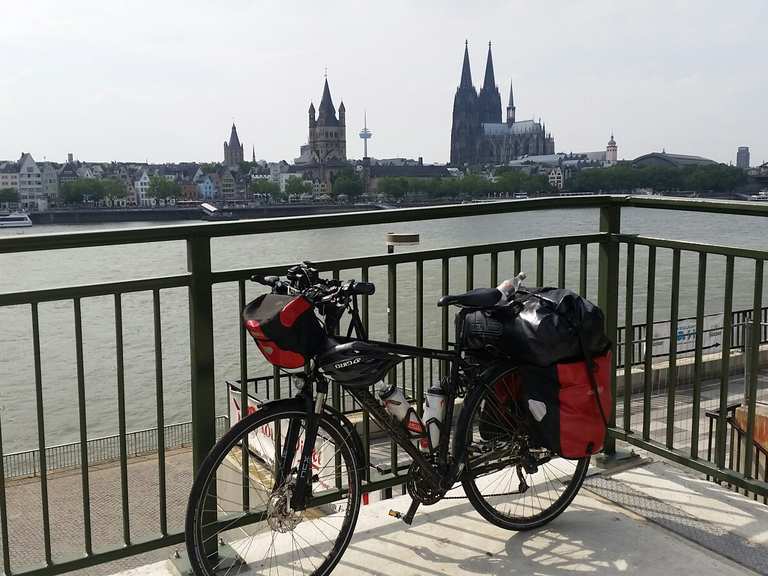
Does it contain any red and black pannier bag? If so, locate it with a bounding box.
[519,351,612,459]
[463,286,613,458]
[243,294,327,369]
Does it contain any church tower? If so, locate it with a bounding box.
[308,77,347,163]
[449,41,479,166]
[223,123,244,166]
[506,80,516,126]
[478,42,502,124]
[606,133,618,164]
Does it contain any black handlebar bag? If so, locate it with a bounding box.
[243,294,327,369]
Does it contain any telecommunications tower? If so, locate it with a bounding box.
[359,111,372,158]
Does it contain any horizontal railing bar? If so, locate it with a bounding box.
[0,197,615,254]
[620,234,768,260]
[16,533,187,576]
[621,195,768,218]
[4,417,230,480]
[610,429,768,496]
[211,233,608,284]
[0,274,191,307]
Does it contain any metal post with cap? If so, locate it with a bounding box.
[384,232,420,498]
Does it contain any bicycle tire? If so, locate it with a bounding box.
[185,402,362,575]
[460,366,590,531]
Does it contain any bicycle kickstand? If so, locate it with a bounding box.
[388,498,420,525]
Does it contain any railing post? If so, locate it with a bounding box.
[186,235,218,559]
[188,235,216,472]
[598,202,621,457]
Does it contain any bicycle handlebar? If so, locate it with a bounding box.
[250,265,375,304]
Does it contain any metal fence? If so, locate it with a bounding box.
[1,196,768,575]
[705,404,768,503]
[616,306,768,368]
[2,417,230,481]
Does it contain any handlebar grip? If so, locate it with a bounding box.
[351,281,376,296]
[250,274,279,286]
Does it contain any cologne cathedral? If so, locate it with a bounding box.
[450,42,555,166]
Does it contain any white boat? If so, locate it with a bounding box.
[0,212,32,228]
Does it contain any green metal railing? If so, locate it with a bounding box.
[2,418,230,481]
[1,195,767,575]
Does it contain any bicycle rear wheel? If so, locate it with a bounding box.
[185,403,361,576]
[461,368,589,531]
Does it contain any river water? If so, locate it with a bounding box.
[0,207,766,451]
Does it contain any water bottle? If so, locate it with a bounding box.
[497,272,527,304]
[377,382,425,446]
[420,385,447,452]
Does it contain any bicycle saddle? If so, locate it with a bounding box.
[437,287,502,308]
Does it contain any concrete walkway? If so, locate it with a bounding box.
[108,453,766,576]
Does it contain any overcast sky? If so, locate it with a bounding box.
[1,0,765,166]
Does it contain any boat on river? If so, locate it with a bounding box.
[201,202,238,221]
[0,212,32,228]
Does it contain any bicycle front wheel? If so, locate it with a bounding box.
[461,368,589,531]
[185,403,362,576]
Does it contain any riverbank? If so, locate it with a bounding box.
[29,203,382,224]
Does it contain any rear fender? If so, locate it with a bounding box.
[453,362,517,466]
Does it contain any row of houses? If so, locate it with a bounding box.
[0,154,313,211]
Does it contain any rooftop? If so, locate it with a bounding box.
[633,152,718,167]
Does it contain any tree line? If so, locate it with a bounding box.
[376,170,551,200]
[567,163,747,194]
[59,176,184,204]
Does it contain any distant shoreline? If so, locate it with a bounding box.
[29,203,383,224]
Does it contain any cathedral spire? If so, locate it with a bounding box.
[459,40,473,88]
[482,41,496,90]
[506,79,516,126]
[477,40,502,124]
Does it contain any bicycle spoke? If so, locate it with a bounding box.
[463,376,588,529]
[187,409,360,576]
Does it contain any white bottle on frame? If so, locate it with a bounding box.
[421,385,447,452]
[377,382,425,446]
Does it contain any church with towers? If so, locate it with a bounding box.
[223,123,244,167]
[450,42,555,166]
[293,76,349,194]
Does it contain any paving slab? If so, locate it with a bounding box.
[584,456,768,574]
[107,467,760,576]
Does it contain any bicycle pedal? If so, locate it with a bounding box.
[388,510,403,519]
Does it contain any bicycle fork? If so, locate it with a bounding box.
[282,380,328,512]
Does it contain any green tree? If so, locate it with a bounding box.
[377,177,410,200]
[332,170,362,199]
[101,178,127,201]
[0,188,19,202]
[285,176,312,197]
[60,179,105,204]
[495,171,526,195]
[148,175,183,199]
[249,178,281,201]
[566,163,747,195]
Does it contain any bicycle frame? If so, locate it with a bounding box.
[284,292,480,512]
